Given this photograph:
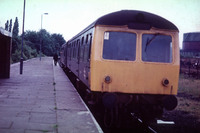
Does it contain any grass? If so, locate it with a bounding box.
[178,74,200,98]
[177,74,200,122]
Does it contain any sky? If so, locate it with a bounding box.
[0,0,200,48]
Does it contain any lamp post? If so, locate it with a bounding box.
[20,0,26,74]
[40,13,48,61]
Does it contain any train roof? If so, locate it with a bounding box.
[69,10,178,41]
[95,10,178,30]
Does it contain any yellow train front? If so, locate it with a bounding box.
[61,10,179,125]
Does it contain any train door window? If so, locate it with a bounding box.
[83,34,92,62]
[75,41,77,59]
[69,44,71,58]
[71,43,74,59]
[86,34,89,44]
[142,34,172,63]
[68,44,71,60]
[81,37,84,45]
[88,34,92,59]
[84,41,88,62]
[71,43,73,58]
[80,37,84,61]
[103,32,136,61]
[73,42,76,59]
[64,46,67,57]
[77,39,80,61]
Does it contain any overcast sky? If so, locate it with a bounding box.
[0,0,200,48]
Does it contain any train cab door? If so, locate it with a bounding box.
[84,34,92,87]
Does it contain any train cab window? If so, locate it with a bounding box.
[103,32,136,61]
[142,34,172,63]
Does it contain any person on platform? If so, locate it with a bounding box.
[53,53,58,66]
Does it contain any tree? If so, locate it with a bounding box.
[13,17,19,37]
[9,19,12,32]
[5,20,9,31]
[11,26,66,63]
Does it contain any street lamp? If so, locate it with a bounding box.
[40,13,48,61]
[20,0,26,74]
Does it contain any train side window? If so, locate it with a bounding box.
[73,41,76,59]
[69,43,72,60]
[88,34,92,59]
[86,34,89,44]
[77,39,80,60]
[142,34,172,63]
[103,32,136,61]
[71,42,74,59]
[81,37,84,45]
[80,37,84,61]
[75,41,77,59]
[67,44,69,57]
[69,44,71,57]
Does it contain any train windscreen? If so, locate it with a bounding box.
[103,32,136,61]
[142,34,172,63]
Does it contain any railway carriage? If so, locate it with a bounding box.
[60,10,180,125]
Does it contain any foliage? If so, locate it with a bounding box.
[23,29,66,56]
[5,20,9,31]
[13,17,19,37]
[11,28,66,63]
[9,19,12,32]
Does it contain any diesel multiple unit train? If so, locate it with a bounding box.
[60,10,180,126]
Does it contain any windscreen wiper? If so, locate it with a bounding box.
[145,33,160,52]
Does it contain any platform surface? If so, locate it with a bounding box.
[0,57,102,133]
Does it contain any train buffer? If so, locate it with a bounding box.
[0,57,103,133]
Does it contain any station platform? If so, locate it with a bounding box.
[0,57,103,133]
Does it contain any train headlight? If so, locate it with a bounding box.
[105,76,111,84]
[162,78,169,87]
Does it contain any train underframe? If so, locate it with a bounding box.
[61,64,177,128]
[86,91,177,127]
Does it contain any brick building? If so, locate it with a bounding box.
[181,32,200,57]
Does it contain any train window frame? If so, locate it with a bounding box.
[77,39,80,60]
[141,33,173,63]
[102,31,137,61]
[72,42,75,59]
[83,33,92,62]
[88,34,92,60]
[86,34,89,44]
[81,36,84,45]
[69,43,72,60]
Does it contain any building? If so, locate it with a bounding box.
[0,27,12,78]
[181,32,200,57]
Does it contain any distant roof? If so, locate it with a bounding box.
[183,32,200,42]
[0,27,12,38]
